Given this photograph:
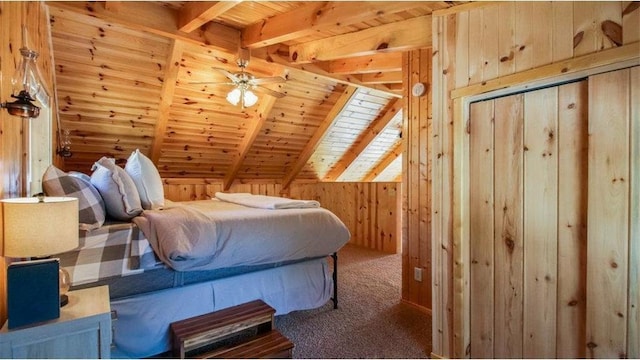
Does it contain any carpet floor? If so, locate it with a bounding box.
[275,244,432,359]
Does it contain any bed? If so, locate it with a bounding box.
[55,195,350,358]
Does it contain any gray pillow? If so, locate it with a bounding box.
[90,157,143,221]
[42,165,106,230]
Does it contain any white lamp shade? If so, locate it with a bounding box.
[226,88,241,106]
[1,197,79,258]
[243,90,258,107]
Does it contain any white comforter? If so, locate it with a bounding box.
[133,199,350,271]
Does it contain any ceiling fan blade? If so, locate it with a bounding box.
[254,85,286,98]
[250,76,286,85]
[188,81,235,85]
[212,67,240,82]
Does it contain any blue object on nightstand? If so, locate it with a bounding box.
[7,258,60,329]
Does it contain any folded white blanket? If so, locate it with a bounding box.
[214,192,320,209]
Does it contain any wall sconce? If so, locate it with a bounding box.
[1,46,42,118]
[56,129,73,158]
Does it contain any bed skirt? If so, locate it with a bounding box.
[110,257,332,358]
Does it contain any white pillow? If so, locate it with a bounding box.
[125,149,165,210]
[90,157,143,221]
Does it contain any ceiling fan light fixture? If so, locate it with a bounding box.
[226,87,259,108]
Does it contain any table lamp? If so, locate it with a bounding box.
[1,196,79,308]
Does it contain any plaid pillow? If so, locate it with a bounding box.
[42,165,106,230]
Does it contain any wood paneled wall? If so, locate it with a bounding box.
[0,2,57,325]
[162,179,401,254]
[402,49,432,311]
[431,1,640,358]
[290,182,400,254]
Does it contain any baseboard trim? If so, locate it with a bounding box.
[430,352,445,359]
[400,299,432,316]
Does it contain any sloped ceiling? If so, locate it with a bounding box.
[47,1,462,189]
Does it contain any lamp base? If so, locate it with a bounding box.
[60,294,69,307]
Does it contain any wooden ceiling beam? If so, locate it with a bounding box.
[281,86,357,190]
[47,1,240,53]
[289,15,432,63]
[264,49,402,99]
[362,141,403,182]
[178,1,242,33]
[242,1,424,49]
[323,98,402,181]
[223,95,278,191]
[323,53,403,75]
[150,40,184,164]
[358,71,404,85]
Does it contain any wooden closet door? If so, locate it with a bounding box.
[468,79,589,358]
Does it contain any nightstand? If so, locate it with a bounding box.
[0,285,111,359]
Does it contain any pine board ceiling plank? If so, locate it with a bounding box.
[54,60,164,86]
[281,85,357,189]
[53,51,166,79]
[56,68,163,91]
[289,15,432,63]
[62,122,154,137]
[59,94,159,113]
[151,40,184,164]
[223,95,278,190]
[165,120,248,133]
[242,1,424,48]
[59,107,159,125]
[178,1,242,33]
[57,80,161,105]
[59,107,160,123]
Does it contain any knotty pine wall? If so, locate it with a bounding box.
[431,1,640,358]
[162,179,401,254]
[402,48,432,312]
[0,2,58,325]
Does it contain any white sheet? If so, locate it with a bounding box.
[214,192,321,209]
[110,257,332,358]
[133,199,350,271]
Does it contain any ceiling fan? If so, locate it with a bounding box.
[190,48,286,108]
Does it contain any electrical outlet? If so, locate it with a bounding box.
[414,267,423,282]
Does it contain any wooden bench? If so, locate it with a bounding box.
[170,300,293,359]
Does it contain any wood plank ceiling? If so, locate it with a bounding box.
[47,1,461,189]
